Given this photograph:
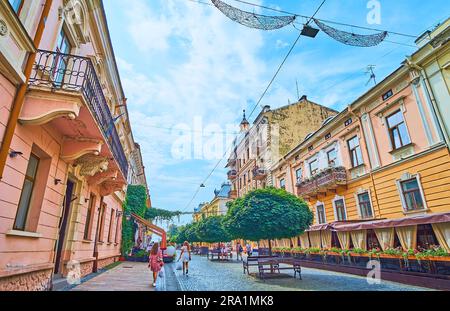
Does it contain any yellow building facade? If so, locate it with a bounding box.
[270,21,450,253]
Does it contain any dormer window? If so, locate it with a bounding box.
[382,89,394,101]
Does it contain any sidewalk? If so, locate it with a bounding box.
[71,262,159,291]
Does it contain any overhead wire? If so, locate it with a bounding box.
[181,0,327,213]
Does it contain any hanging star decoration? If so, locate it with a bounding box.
[211,0,296,30]
[313,19,388,47]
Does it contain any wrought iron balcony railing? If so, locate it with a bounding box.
[227,170,237,180]
[252,167,268,180]
[28,50,128,178]
[297,166,347,198]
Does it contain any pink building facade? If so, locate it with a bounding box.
[0,0,145,290]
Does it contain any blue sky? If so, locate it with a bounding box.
[103,0,450,227]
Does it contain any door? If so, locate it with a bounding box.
[54,179,76,275]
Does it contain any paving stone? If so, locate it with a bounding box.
[171,253,433,291]
[70,262,160,291]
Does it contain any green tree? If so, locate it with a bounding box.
[121,185,148,256]
[223,187,313,255]
[196,216,231,243]
[175,222,200,244]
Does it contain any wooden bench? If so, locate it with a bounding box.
[257,259,302,281]
[207,250,232,261]
[243,256,279,274]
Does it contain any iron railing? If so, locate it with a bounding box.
[28,50,128,178]
[297,167,347,198]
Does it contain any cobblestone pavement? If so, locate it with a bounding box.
[71,262,161,291]
[170,254,432,291]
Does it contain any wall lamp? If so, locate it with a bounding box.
[9,150,23,158]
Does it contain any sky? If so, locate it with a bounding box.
[103,0,450,227]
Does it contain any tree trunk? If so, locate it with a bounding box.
[268,240,272,257]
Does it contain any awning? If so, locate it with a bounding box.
[306,220,375,232]
[130,213,167,249]
[333,212,450,232]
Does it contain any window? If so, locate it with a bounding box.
[280,178,286,190]
[344,118,353,127]
[348,136,363,168]
[400,178,425,212]
[387,110,411,150]
[8,0,23,13]
[325,133,332,140]
[357,192,373,219]
[98,204,107,242]
[14,154,40,231]
[316,204,326,224]
[108,209,115,243]
[382,89,394,101]
[309,159,319,176]
[54,28,72,85]
[327,148,337,167]
[295,168,302,183]
[334,198,347,221]
[83,194,96,240]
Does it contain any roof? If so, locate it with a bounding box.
[214,183,232,198]
[307,212,450,232]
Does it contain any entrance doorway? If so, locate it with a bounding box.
[54,179,76,275]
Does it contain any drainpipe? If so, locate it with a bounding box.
[0,0,54,180]
[93,196,104,273]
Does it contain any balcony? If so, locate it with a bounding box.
[25,50,128,179]
[253,167,268,181]
[297,167,347,199]
[227,170,237,180]
[226,157,237,168]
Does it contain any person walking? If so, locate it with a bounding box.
[236,242,243,261]
[178,241,191,275]
[246,243,252,257]
[148,242,164,288]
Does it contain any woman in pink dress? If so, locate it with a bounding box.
[148,243,164,287]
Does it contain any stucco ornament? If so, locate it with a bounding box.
[74,154,109,177]
[0,20,8,37]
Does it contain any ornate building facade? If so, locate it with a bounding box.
[226,98,337,199]
[270,19,450,254]
[0,0,148,290]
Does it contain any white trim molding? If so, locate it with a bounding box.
[354,188,375,220]
[315,201,327,225]
[332,195,348,221]
[395,172,429,215]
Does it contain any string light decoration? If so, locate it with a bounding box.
[313,18,388,47]
[211,0,296,30]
